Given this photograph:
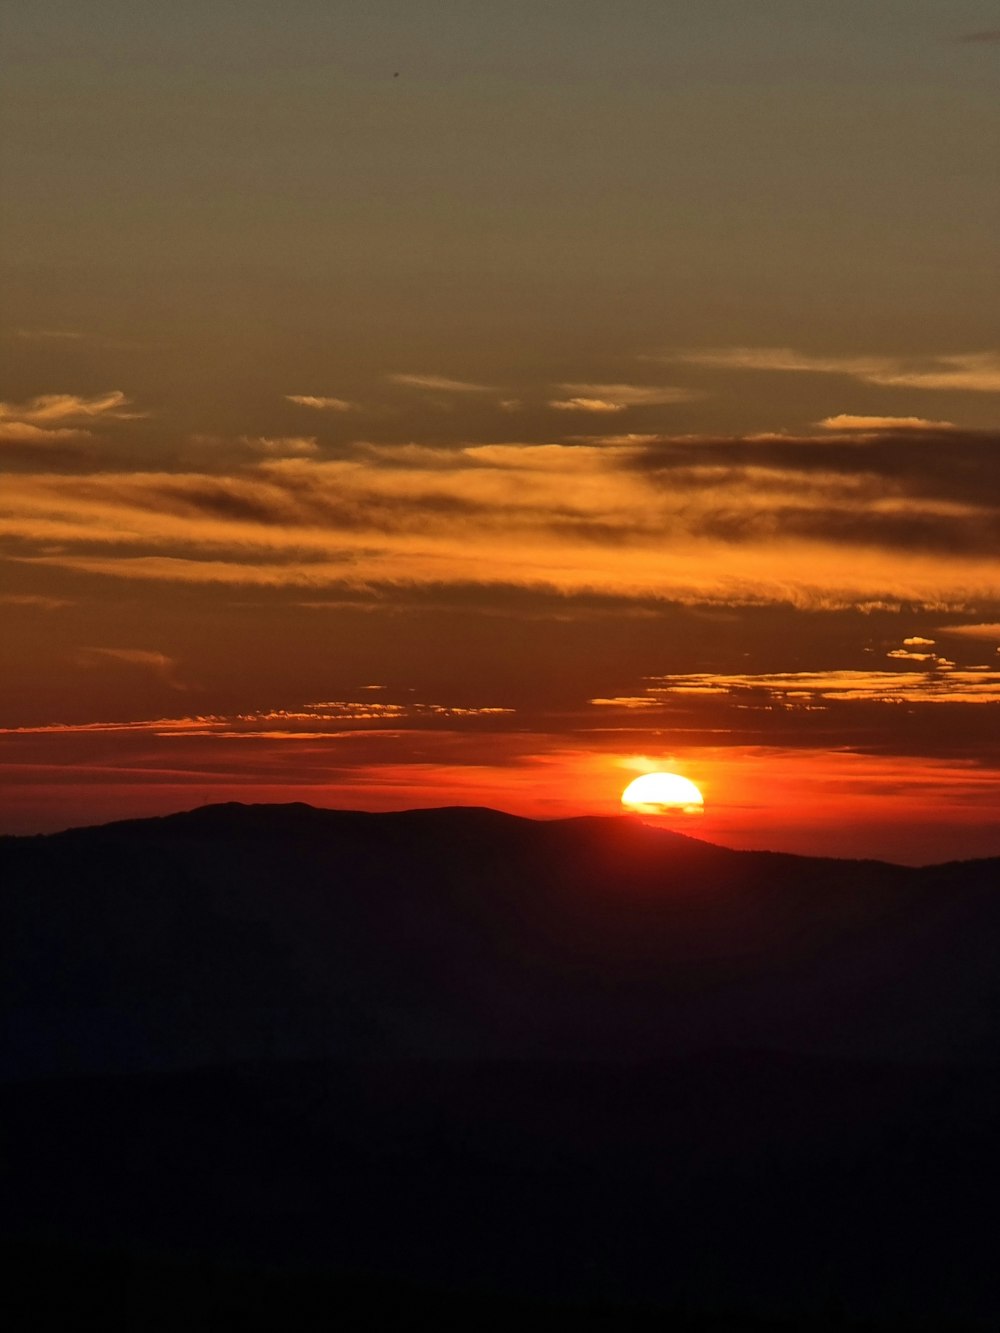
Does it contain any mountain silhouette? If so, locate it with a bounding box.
[3,802,999,1077]
[3,804,1000,1328]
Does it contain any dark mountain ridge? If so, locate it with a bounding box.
[3,802,998,1078]
[5,803,1000,1327]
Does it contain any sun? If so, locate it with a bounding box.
[621,772,704,816]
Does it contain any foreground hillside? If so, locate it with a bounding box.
[3,804,1000,1328]
[6,1055,1000,1330]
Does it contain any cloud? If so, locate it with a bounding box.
[14,329,86,342]
[0,390,145,424]
[887,648,936,662]
[241,435,319,457]
[588,696,661,710]
[11,330,160,352]
[872,354,1000,394]
[549,383,699,412]
[75,647,186,690]
[621,426,1000,511]
[3,430,999,608]
[0,695,513,740]
[0,391,143,450]
[0,593,71,609]
[389,373,494,393]
[936,623,1000,643]
[957,30,1000,42]
[667,347,1000,393]
[670,347,889,376]
[598,667,1000,708]
[903,637,935,647]
[818,416,957,432]
[548,397,624,414]
[565,433,665,445]
[0,422,92,445]
[285,395,356,412]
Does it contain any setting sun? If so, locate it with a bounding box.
[621,772,705,816]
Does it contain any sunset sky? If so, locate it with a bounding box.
[2,2,999,862]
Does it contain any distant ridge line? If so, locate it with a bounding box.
[0,799,954,868]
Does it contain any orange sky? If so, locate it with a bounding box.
[2,4,999,862]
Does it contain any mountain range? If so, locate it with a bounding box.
[3,804,999,1328]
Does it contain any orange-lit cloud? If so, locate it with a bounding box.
[548,383,699,412]
[75,647,187,690]
[0,593,71,609]
[0,422,92,445]
[0,390,146,449]
[818,415,956,431]
[870,355,1000,394]
[886,648,935,662]
[0,390,145,424]
[388,373,494,393]
[3,431,999,608]
[565,433,665,445]
[936,623,1000,644]
[594,667,1000,707]
[14,328,86,342]
[0,695,513,740]
[241,435,319,457]
[548,397,624,413]
[669,347,1000,393]
[285,395,357,412]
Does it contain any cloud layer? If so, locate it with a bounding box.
[285,395,357,412]
[3,426,998,609]
[668,348,1000,393]
[548,384,699,412]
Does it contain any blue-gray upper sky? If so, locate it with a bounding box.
[4,1,997,397]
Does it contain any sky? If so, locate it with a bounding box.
[2,1,999,862]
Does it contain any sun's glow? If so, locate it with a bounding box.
[621,772,705,815]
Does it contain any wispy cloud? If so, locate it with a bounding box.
[389,373,495,393]
[75,647,186,690]
[594,666,1000,708]
[667,347,1000,393]
[4,429,999,608]
[0,695,513,740]
[0,389,146,448]
[936,623,1000,644]
[241,435,319,457]
[886,648,937,663]
[818,415,957,432]
[957,29,1000,43]
[670,347,885,376]
[0,390,145,424]
[872,354,1000,394]
[549,383,699,412]
[0,422,92,445]
[14,329,86,343]
[285,395,356,412]
[564,433,665,445]
[0,593,71,609]
[548,398,623,414]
